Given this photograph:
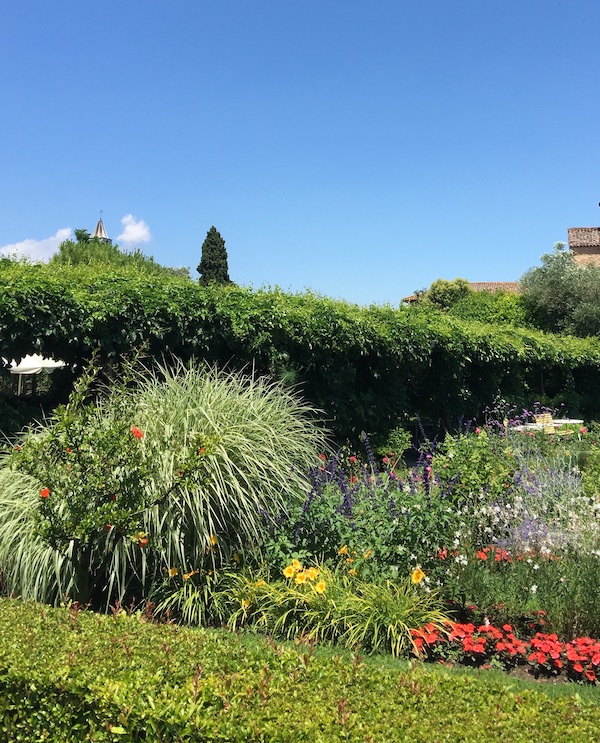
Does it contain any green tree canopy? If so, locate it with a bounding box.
[74,229,91,244]
[520,242,600,337]
[422,278,472,310]
[197,226,231,285]
[49,235,190,279]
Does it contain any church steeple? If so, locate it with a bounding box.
[92,215,112,245]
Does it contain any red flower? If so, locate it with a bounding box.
[130,426,143,439]
[349,456,357,464]
[40,487,50,499]
[139,537,149,548]
[476,550,488,561]
[318,453,326,461]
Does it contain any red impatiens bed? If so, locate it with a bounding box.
[411,621,600,683]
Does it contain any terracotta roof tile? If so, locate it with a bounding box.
[403,281,519,303]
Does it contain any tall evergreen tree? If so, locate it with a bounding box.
[196,226,231,285]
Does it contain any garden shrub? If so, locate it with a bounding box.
[0,359,329,609]
[431,427,514,506]
[259,444,461,583]
[449,290,529,327]
[3,260,600,442]
[2,599,600,742]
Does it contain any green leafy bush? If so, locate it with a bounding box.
[3,260,600,441]
[1,599,600,742]
[1,359,329,609]
[260,448,461,583]
[449,290,529,327]
[431,427,514,506]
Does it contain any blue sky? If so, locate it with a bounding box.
[1,0,599,305]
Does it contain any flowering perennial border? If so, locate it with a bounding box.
[411,621,600,683]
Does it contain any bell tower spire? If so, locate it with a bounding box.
[92,211,112,244]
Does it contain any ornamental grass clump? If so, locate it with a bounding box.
[0,358,329,610]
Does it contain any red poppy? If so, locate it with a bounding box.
[40,487,50,498]
[131,426,143,439]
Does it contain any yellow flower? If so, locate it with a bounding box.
[183,569,199,581]
[255,580,266,587]
[345,557,354,564]
[241,599,251,610]
[306,567,319,581]
[295,571,308,584]
[338,545,348,555]
[209,534,218,546]
[291,559,303,571]
[283,565,295,579]
[315,581,326,594]
[232,551,240,564]
[168,567,179,578]
[363,549,373,559]
[411,567,426,585]
[348,568,358,576]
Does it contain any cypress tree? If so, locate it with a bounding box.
[196,226,231,285]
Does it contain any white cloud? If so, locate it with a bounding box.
[116,214,151,247]
[0,228,71,262]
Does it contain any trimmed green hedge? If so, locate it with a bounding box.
[1,599,600,741]
[3,262,600,439]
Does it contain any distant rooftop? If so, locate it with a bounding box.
[403,281,520,303]
[567,227,600,267]
[568,227,600,248]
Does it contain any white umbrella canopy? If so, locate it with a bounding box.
[8,354,65,375]
[3,354,66,395]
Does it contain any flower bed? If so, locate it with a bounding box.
[411,620,600,683]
